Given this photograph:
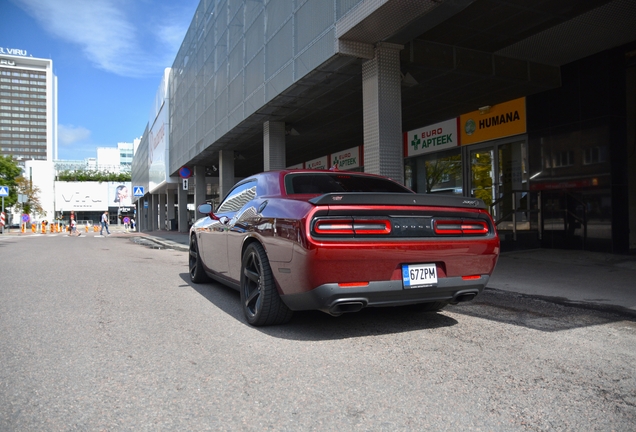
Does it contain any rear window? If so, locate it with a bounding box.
[285,173,412,194]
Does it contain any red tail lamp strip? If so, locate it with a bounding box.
[434,220,489,235]
[314,219,354,235]
[353,220,391,235]
[314,219,392,235]
[338,282,370,287]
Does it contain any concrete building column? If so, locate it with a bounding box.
[159,193,167,230]
[628,66,636,251]
[362,42,404,184]
[178,186,189,233]
[138,199,145,232]
[263,121,286,171]
[219,150,235,201]
[142,198,149,232]
[194,165,207,209]
[149,194,158,231]
[144,195,150,231]
[167,189,176,230]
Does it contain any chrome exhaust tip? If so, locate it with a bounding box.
[451,290,479,304]
[328,301,366,316]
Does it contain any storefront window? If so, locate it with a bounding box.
[529,123,613,251]
[405,148,462,195]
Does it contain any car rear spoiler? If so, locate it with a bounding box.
[308,192,488,210]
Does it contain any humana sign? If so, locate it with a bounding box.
[478,111,521,130]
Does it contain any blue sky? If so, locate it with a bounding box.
[2,0,200,161]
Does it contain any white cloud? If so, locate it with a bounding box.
[15,0,196,78]
[156,23,190,55]
[58,124,91,145]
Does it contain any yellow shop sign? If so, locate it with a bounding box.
[460,97,526,145]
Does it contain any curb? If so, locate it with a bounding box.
[131,235,189,252]
[485,287,636,320]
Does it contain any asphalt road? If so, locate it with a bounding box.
[1,233,635,430]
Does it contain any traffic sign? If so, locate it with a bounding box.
[133,186,145,197]
[179,166,192,179]
[21,214,30,223]
[0,186,8,197]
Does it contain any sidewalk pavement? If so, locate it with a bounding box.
[488,249,636,316]
[85,229,636,317]
[5,227,632,316]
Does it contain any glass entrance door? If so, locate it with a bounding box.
[498,141,527,225]
[466,139,528,223]
[470,147,495,212]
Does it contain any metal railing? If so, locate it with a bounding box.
[490,189,588,249]
[542,190,587,250]
[490,190,542,241]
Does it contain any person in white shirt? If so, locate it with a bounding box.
[100,211,111,236]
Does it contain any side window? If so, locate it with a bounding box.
[216,181,257,214]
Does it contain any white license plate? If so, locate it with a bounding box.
[402,263,438,288]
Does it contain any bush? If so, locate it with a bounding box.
[57,170,131,182]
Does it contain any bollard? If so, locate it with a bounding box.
[85,224,89,233]
[94,225,99,232]
[31,224,36,233]
[21,224,25,233]
[41,224,46,234]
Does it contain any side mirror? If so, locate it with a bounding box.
[197,203,220,221]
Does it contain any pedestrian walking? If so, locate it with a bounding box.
[70,217,81,236]
[68,210,82,237]
[100,211,111,236]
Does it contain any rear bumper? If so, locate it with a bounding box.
[280,275,489,315]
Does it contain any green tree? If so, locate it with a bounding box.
[0,155,22,209]
[424,154,461,193]
[15,176,44,217]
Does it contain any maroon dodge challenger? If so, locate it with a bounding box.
[189,170,499,326]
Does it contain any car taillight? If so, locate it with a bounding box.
[353,220,391,235]
[313,218,392,235]
[314,219,354,235]
[434,220,489,236]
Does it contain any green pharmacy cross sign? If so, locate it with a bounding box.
[411,135,421,151]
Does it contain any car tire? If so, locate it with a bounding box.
[407,301,448,312]
[240,242,293,326]
[189,235,210,283]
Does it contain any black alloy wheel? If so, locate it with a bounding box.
[189,235,209,283]
[240,242,293,326]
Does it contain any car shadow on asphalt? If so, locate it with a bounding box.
[180,273,459,340]
[447,288,636,332]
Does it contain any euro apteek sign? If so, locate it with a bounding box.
[405,118,458,157]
